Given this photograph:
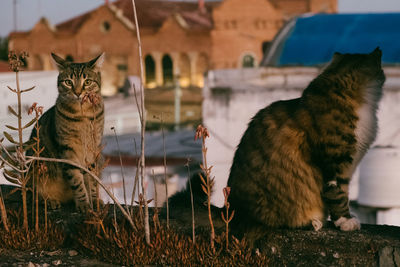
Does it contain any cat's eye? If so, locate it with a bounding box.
[84,79,93,86]
[64,80,73,87]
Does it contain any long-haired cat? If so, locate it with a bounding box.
[26,53,105,212]
[168,47,385,243]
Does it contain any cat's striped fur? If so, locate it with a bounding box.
[27,53,105,212]
[168,48,385,243]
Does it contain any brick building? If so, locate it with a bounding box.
[9,0,336,95]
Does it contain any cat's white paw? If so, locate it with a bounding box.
[312,218,323,231]
[334,217,360,231]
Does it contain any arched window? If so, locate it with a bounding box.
[196,53,209,88]
[145,55,156,87]
[179,53,191,87]
[101,21,111,33]
[162,54,173,86]
[242,54,255,68]
[34,55,44,70]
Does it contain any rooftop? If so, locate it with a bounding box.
[10,0,218,38]
[262,13,400,66]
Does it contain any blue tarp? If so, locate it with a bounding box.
[278,13,400,66]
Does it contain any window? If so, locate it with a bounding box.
[162,54,173,86]
[145,55,156,87]
[242,55,255,68]
[101,21,111,33]
[117,64,128,71]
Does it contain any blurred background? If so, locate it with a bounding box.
[0,0,399,226]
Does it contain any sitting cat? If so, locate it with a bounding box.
[168,47,385,243]
[26,53,105,212]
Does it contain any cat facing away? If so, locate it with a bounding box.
[26,53,105,212]
[168,47,385,243]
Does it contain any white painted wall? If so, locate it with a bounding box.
[203,67,400,212]
[0,71,59,144]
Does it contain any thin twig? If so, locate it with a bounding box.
[196,125,215,252]
[185,158,195,244]
[131,0,150,245]
[161,113,169,228]
[15,68,29,231]
[151,169,160,231]
[108,175,119,233]
[0,186,9,232]
[129,138,139,216]
[111,127,128,208]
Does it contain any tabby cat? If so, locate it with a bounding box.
[169,47,385,243]
[27,53,105,212]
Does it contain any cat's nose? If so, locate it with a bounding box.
[74,88,82,97]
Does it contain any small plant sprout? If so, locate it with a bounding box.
[195,124,216,252]
[221,186,234,250]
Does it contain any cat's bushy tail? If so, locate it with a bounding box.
[165,173,224,229]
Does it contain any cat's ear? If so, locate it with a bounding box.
[51,53,66,70]
[332,52,342,61]
[371,47,382,59]
[330,52,343,66]
[88,53,105,70]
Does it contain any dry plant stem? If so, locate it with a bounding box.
[91,105,101,212]
[130,138,139,209]
[196,125,215,251]
[202,137,215,252]
[151,169,158,208]
[161,113,169,228]
[34,114,40,232]
[25,155,137,231]
[29,105,44,233]
[130,157,140,215]
[151,169,160,231]
[221,187,234,250]
[131,0,150,245]
[15,71,29,232]
[186,159,195,244]
[108,175,119,233]
[112,127,128,208]
[0,187,9,232]
[44,198,48,233]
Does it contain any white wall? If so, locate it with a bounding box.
[0,71,59,144]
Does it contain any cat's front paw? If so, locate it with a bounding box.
[312,218,323,231]
[334,217,360,231]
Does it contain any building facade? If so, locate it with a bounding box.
[9,0,336,95]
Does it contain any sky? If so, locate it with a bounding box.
[1,0,400,37]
